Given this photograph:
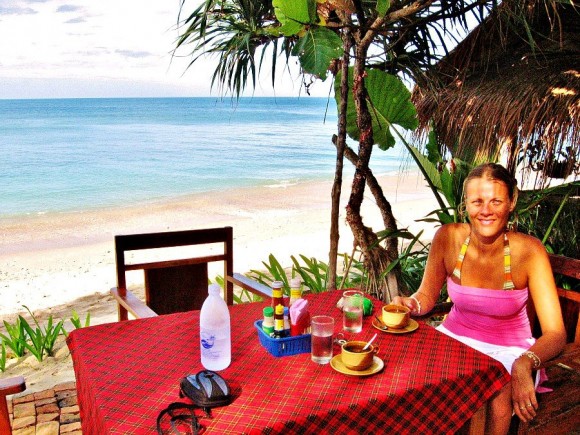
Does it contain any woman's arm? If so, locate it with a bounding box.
[392,224,457,315]
[516,236,566,364]
[510,235,566,420]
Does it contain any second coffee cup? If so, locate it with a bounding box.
[382,304,411,329]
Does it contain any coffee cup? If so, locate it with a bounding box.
[382,304,411,329]
[341,340,379,371]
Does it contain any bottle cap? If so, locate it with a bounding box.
[263,306,274,316]
[208,284,221,294]
[290,278,302,288]
[275,304,284,315]
[272,280,283,289]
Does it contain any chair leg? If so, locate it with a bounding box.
[118,304,128,321]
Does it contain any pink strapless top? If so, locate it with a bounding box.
[442,277,533,347]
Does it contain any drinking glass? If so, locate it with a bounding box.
[311,315,335,364]
[342,290,363,333]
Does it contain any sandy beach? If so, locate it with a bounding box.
[1,170,437,393]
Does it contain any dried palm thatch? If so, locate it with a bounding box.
[412,0,579,183]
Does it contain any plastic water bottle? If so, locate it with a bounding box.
[199,284,231,371]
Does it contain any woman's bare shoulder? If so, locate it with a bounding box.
[432,223,470,250]
[434,223,470,240]
[508,232,548,262]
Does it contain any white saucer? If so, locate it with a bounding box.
[372,318,419,334]
[330,355,384,376]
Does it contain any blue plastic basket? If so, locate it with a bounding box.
[254,320,311,357]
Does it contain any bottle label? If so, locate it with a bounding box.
[290,289,301,297]
[200,331,216,350]
[275,319,284,330]
[272,289,283,298]
[200,330,229,361]
[263,317,275,328]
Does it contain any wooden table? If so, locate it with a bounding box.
[67,290,509,434]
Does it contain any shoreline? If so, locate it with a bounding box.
[0,171,436,318]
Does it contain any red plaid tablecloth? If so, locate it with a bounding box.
[67,290,509,434]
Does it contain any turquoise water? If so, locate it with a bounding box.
[0,97,409,217]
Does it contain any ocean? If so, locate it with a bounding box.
[0,97,411,218]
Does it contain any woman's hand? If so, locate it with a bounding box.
[391,295,421,316]
[511,356,538,422]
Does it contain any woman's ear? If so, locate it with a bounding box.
[510,187,519,212]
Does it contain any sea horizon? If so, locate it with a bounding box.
[0,97,414,219]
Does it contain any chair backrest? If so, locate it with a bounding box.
[528,254,580,344]
[115,227,235,317]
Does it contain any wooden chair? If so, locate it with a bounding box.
[516,254,580,434]
[0,376,26,435]
[110,226,271,321]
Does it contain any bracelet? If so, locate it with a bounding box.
[521,350,541,369]
[409,295,421,315]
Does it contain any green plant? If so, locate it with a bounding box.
[395,126,475,226]
[43,315,64,356]
[515,181,579,257]
[20,315,45,361]
[70,310,91,330]
[1,340,6,372]
[21,306,64,361]
[244,253,365,295]
[248,255,291,294]
[376,229,432,298]
[1,316,27,358]
[290,255,329,294]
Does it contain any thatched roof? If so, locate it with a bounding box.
[412,0,579,182]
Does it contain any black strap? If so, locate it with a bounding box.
[156,402,200,435]
[179,388,213,418]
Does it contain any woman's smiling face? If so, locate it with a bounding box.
[465,176,515,240]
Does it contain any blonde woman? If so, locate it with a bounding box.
[393,163,566,434]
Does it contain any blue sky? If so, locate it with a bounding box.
[0,0,328,99]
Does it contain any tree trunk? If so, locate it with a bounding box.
[336,140,403,298]
[328,28,352,291]
[345,44,396,301]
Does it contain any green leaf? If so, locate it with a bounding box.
[335,68,417,149]
[439,166,455,207]
[273,0,313,36]
[291,27,342,80]
[406,144,443,191]
[1,341,6,372]
[1,317,27,357]
[376,0,390,16]
[20,316,44,362]
[425,125,442,164]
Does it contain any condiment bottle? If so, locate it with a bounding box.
[273,304,287,338]
[283,306,291,335]
[271,280,285,309]
[262,306,275,336]
[289,277,302,306]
